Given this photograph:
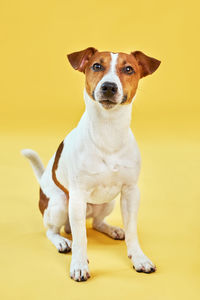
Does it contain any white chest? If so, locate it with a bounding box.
[81,155,135,204]
[87,160,122,204]
[60,102,141,205]
[88,182,121,204]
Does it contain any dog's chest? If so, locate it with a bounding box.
[81,155,132,204]
[88,183,121,204]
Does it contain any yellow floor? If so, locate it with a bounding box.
[0,119,199,300]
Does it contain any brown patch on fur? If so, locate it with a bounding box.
[85,52,111,100]
[116,53,140,104]
[52,141,69,197]
[132,51,161,78]
[67,47,97,72]
[39,188,49,215]
[67,48,160,105]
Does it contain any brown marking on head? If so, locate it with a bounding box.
[39,188,49,215]
[116,53,141,104]
[52,141,69,198]
[85,52,111,100]
[116,51,161,104]
[67,47,97,73]
[132,51,161,78]
[67,48,112,101]
[67,48,161,106]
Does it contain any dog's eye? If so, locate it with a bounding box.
[92,63,104,72]
[122,66,135,75]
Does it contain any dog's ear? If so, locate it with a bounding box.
[67,47,97,73]
[131,51,161,78]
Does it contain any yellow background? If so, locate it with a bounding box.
[1,0,200,299]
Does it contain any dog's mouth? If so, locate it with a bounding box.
[99,99,117,109]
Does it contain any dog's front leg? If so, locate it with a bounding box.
[120,184,156,273]
[68,190,90,281]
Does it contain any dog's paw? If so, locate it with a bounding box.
[108,226,125,240]
[70,259,90,282]
[129,253,156,273]
[55,236,71,253]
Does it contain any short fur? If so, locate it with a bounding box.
[22,48,161,281]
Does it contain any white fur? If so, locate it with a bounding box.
[46,228,71,252]
[22,52,155,281]
[94,53,123,104]
[21,149,44,183]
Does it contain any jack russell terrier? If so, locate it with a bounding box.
[22,47,161,282]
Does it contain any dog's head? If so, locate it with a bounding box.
[67,48,161,110]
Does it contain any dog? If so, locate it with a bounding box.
[22,47,161,282]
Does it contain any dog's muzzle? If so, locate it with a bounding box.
[101,81,118,98]
[98,81,119,109]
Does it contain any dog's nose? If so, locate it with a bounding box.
[101,82,118,98]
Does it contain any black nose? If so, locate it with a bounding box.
[101,82,118,98]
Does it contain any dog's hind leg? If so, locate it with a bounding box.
[46,226,71,253]
[92,200,125,240]
[43,189,71,253]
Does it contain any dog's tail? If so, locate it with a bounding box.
[21,149,45,183]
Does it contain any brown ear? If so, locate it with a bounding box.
[67,47,97,73]
[131,51,161,78]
